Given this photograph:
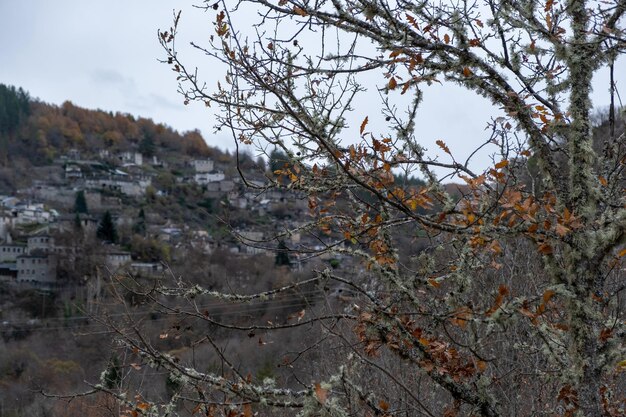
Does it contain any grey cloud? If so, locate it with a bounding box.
[148,93,184,110]
[91,69,137,93]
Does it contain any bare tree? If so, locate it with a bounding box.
[90,1,626,416]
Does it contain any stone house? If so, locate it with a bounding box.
[193,171,226,184]
[129,262,164,277]
[64,164,83,180]
[191,158,215,173]
[85,177,151,197]
[117,151,143,166]
[14,203,57,224]
[0,263,17,281]
[0,243,27,262]
[104,251,132,271]
[16,253,57,285]
[27,235,55,253]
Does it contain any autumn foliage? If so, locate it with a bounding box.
[81,1,626,417]
[0,91,211,168]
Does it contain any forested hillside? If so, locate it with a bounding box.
[0,83,211,172]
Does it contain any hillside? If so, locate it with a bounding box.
[0,84,241,191]
[0,84,328,416]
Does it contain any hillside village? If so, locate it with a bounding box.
[0,147,318,290]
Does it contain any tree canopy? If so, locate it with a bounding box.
[97,211,118,244]
[74,190,88,214]
[0,84,30,136]
[91,2,625,417]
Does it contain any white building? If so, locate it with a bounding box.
[16,253,57,285]
[27,235,54,253]
[105,251,132,271]
[85,177,151,197]
[193,171,225,184]
[191,159,215,173]
[118,151,143,166]
[64,164,83,179]
[0,243,27,262]
[14,203,57,224]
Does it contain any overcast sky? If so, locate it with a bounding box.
[0,1,214,134]
[1,1,624,174]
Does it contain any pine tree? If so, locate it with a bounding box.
[132,208,146,235]
[74,190,88,214]
[274,240,291,267]
[97,211,118,243]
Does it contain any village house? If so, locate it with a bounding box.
[237,230,267,255]
[55,213,99,233]
[85,176,151,197]
[0,242,27,262]
[13,203,58,224]
[191,158,215,173]
[129,261,164,277]
[193,171,226,185]
[117,151,143,166]
[104,250,132,271]
[64,164,83,180]
[0,262,17,281]
[0,212,16,241]
[27,235,55,253]
[16,253,57,285]
[67,148,81,160]
[1,196,20,209]
[2,234,63,286]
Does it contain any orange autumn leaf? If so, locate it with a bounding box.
[563,207,572,222]
[314,383,328,405]
[436,139,451,154]
[293,6,308,16]
[428,278,441,288]
[495,159,509,169]
[538,243,553,254]
[542,289,556,303]
[360,116,369,135]
[379,400,390,411]
[388,77,398,90]
[555,223,570,237]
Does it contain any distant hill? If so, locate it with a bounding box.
[0,83,243,191]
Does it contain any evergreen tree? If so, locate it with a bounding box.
[97,211,118,243]
[269,149,289,173]
[103,355,122,389]
[73,212,82,230]
[73,190,88,214]
[274,240,291,267]
[139,134,156,157]
[132,208,146,235]
[0,84,31,136]
[0,84,31,164]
